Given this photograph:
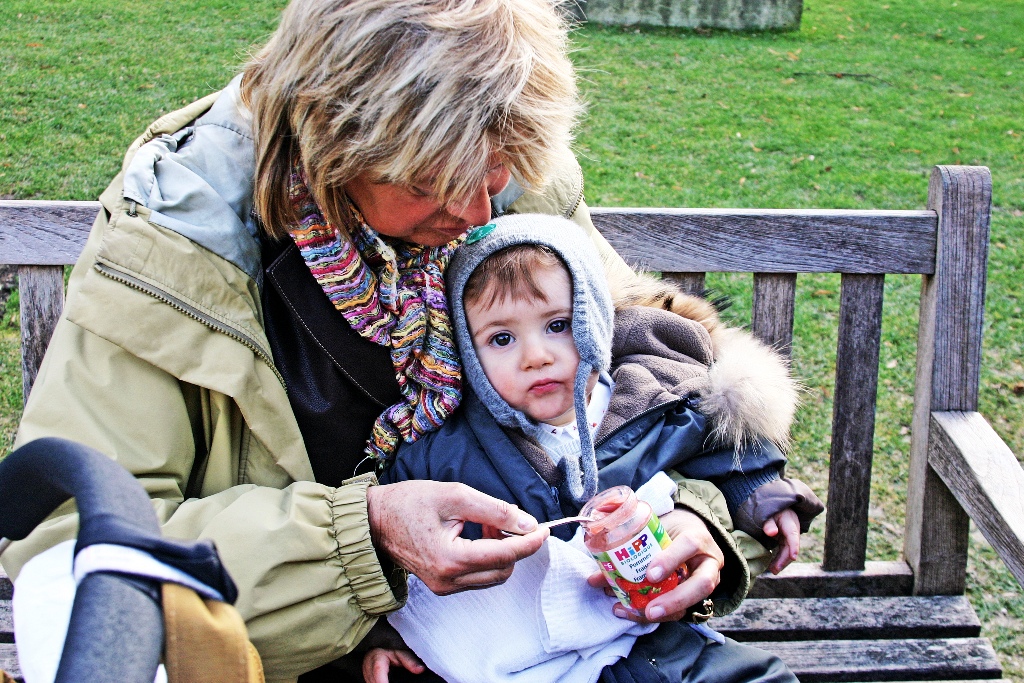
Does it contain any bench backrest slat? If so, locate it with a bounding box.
[823,273,886,571]
[751,272,797,358]
[662,272,706,298]
[0,201,96,266]
[590,208,938,274]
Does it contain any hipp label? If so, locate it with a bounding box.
[592,515,670,584]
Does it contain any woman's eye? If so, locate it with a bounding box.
[548,319,570,334]
[491,333,513,347]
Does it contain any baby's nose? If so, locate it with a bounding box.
[521,340,555,368]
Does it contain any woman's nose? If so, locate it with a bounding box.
[447,166,511,227]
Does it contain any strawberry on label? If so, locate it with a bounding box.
[630,591,653,610]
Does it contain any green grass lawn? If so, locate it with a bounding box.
[2,0,1023,676]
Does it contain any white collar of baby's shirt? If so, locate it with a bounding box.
[530,374,613,462]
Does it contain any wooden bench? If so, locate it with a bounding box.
[1,164,1021,682]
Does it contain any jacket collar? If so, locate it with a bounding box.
[120,75,262,284]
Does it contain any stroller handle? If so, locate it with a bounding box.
[0,438,235,683]
[0,437,160,550]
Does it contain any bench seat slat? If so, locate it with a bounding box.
[0,643,20,682]
[0,600,10,645]
[592,208,937,275]
[824,273,886,571]
[1,571,12,646]
[746,637,1001,682]
[748,561,914,599]
[711,596,980,641]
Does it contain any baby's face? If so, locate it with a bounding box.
[466,263,582,426]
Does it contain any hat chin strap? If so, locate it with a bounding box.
[555,361,600,510]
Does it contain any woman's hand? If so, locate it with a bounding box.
[367,481,549,595]
[362,647,425,683]
[588,507,725,623]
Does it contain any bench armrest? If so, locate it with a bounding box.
[929,411,1024,587]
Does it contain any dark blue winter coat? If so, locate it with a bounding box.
[382,306,788,542]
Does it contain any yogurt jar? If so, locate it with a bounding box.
[580,486,685,617]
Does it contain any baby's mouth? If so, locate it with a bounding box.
[528,380,563,395]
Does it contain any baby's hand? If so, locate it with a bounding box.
[762,508,801,575]
[362,647,425,683]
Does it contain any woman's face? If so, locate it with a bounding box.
[343,164,511,247]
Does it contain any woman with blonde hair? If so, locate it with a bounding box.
[2,0,797,681]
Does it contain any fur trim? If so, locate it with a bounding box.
[603,263,721,336]
[605,267,798,450]
[702,326,798,451]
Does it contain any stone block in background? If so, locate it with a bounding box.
[572,0,802,31]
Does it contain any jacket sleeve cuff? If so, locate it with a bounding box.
[329,476,407,617]
[713,438,788,517]
[670,474,751,617]
[734,477,826,548]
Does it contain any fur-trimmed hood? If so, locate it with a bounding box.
[605,306,797,452]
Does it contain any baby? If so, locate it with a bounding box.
[377,214,823,683]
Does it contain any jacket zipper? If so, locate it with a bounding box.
[593,398,683,450]
[564,169,585,219]
[95,262,286,387]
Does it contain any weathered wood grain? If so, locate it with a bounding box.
[0,644,20,682]
[930,411,1024,587]
[748,561,914,599]
[591,207,937,274]
[748,637,1001,682]
[1,565,13,649]
[906,166,991,596]
[0,600,11,644]
[662,272,706,297]
[0,201,96,265]
[713,595,980,641]
[0,203,941,273]
[19,266,65,403]
[752,273,796,358]
[823,274,885,571]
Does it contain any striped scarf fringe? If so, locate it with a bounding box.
[287,164,463,463]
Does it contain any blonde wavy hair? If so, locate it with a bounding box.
[242,0,581,238]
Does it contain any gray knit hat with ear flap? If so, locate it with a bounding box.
[447,213,614,509]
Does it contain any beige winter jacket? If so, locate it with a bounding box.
[2,82,794,681]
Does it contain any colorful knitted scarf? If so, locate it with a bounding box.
[287,164,463,464]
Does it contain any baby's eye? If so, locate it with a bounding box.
[547,319,570,334]
[490,332,514,347]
